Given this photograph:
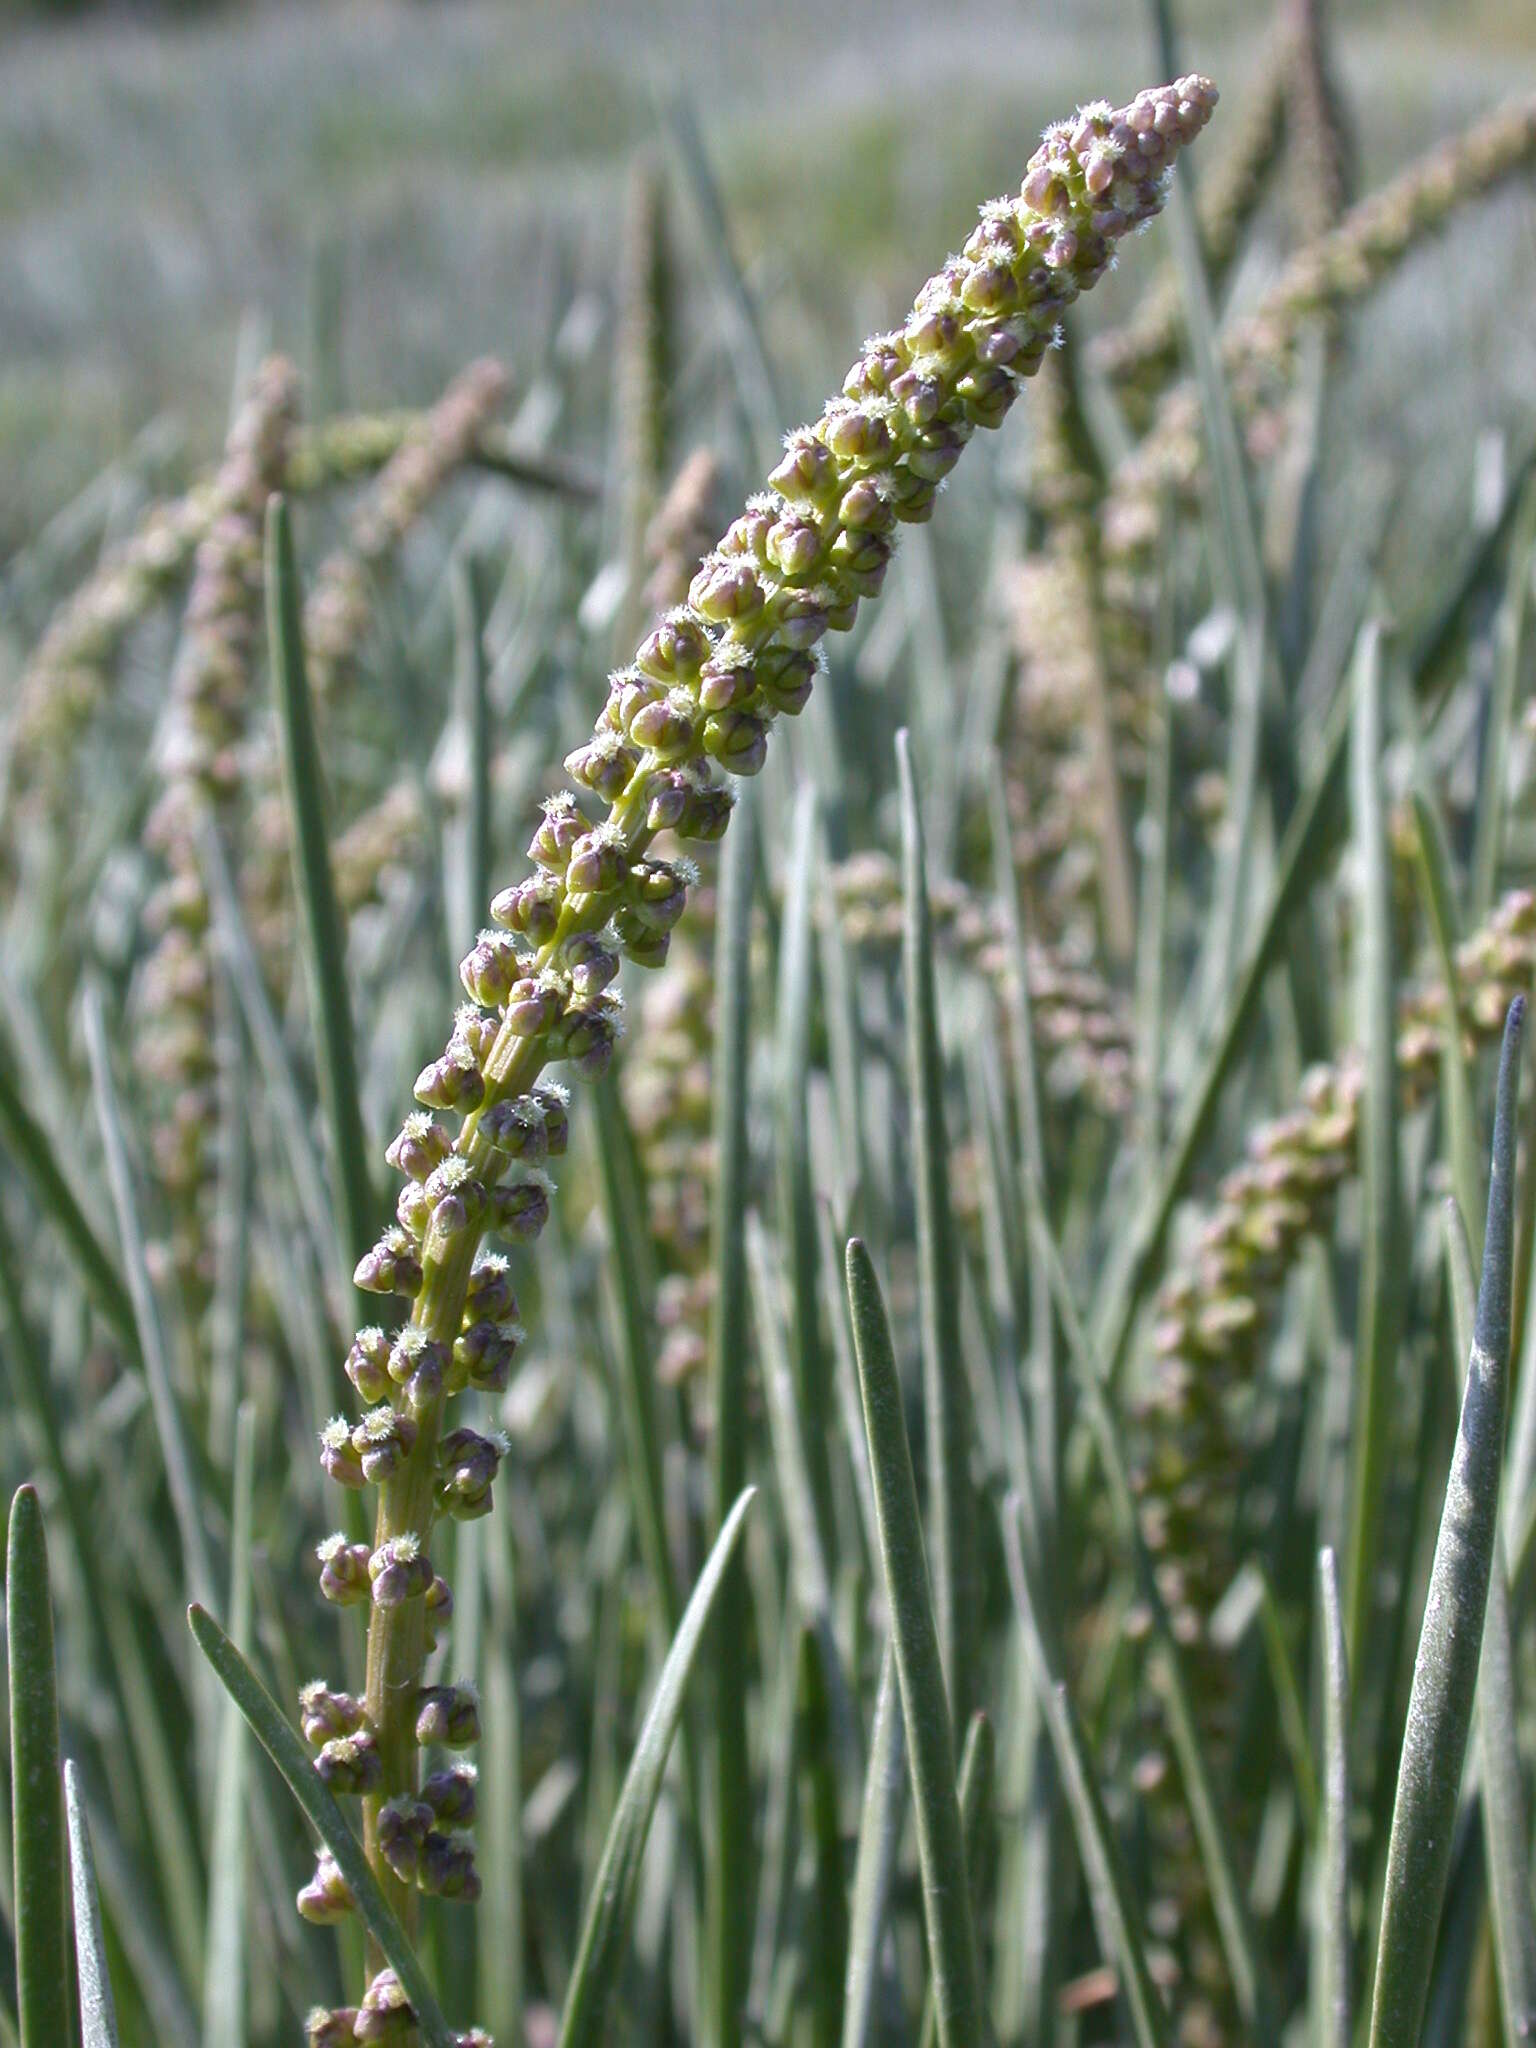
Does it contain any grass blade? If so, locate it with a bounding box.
[897,731,975,1727]
[557,1487,757,2048]
[1470,474,1536,921]
[840,1647,904,2048]
[6,1487,68,2048]
[264,493,376,1306]
[64,1762,119,2048]
[187,1602,457,2048]
[1001,1503,1171,2048]
[1368,997,1524,2046]
[202,1400,255,2048]
[1316,1547,1351,2048]
[917,1711,994,2048]
[844,1238,984,2048]
[1411,789,1482,1259]
[83,984,217,1613]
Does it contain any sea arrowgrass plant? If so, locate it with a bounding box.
[252,75,1219,2039]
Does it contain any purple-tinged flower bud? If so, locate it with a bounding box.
[299,1681,366,1747]
[453,1319,523,1395]
[317,1535,373,1606]
[720,498,776,562]
[678,778,735,842]
[353,1405,418,1483]
[320,1417,367,1489]
[566,828,628,898]
[424,1574,455,1649]
[415,1683,481,1749]
[478,1096,548,1166]
[634,610,710,684]
[346,1327,394,1404]
[766,516,822,579]
[454,1006,500,1068]
[306,2007,360,2048]
[423,1154,486,1220]
[420,1832,481,1901]
[550,997,622,1076]
[697,653,759,712]
[839,476,895,531]
[628,689,697,760]
[689,557,766,624]
[369,1533,434,1607]
[561,931,620,999]
[889,367,943,423]
[314,1730,382,1796]
[823,405,892,463]
[769,431,838,503]
[422,1761,478,1830]
[956,363,1018,429]
[565,731,642,803]
[460,929,523,1008]
[775,587,835,650]
[386,1112,452,1183]
[437,1427,507,1520]
[960,260,1019,314]
[757,646,818,712]
[624,858,690,933]
[615,917,671,969]
[526,794,585,872]
[702,709,769,776]
[412,1040,486,1115]
[487,1174,552,1242]
[354,1227,424,1298]
[906,419,969,482]
[828,527,893,600]
[503,975,564,1039]
[490,873,563,945]
[464,1256,516,1321]
[396,1180,433,1238]
[355,1968,414,2043]
[533,1083,570,1156]
[376,1797,433,1882]
[643,767,690,831]
[887,469,939,523]
[388,1327,450,1409]
[297,1850,354,1925]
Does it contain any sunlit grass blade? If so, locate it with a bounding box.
[708,783,755,2048]
[0,1039,135,1352]
[844,1238,983,2048]
[557,1488,757,2048]
[1411,789,1481,1257]
[897,731,975,1727]
[1443,1197,1536,2042]
[83,985,217,1615]
[64,1761,119,2048]
[1001,1502,1171,2048]
[264,493,376,1305]
[1343,619,1402,1665]
[1368,997,1524,2046]
[1316,1546,1350,2048]
[202,1401,255,2048]
[917,1711,993,2048]
[6,1487,68,2048]
[840,1646,904,2048]
[187,1602,457,2048]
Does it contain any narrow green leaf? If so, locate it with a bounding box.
[63,1762,120,2048]
[840,1647,904,2048]
[1470,474,1536,920]
[187,1604,455,2048]
[1443,1200,1536,2042]
[897,731,975,1728]
[707,785,755,2048]
[1368,997,1524,2047]
[264,494,376,1306]
[917,1712,994,2048]
[6,1487,67,2048]
[557,1488,757,2048]
[1411,789,1482,1262]
[1001,1503,1171,2048]
[844,1238,983,2048]
[83,985,217,1614]
[1344,618,1402,1666]
[0,1040,135,1352]
[202,1401,256,2048]
[1316,1546,1350,2048]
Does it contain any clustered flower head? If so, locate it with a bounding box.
[299,76,1218,2041]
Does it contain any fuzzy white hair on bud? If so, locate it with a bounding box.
[320,1417,353,1450]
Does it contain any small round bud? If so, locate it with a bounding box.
[503,976,564,1039]
[702,709,769,776]
[422,1761,478,1830]
[319,1417,366,1489]
[565,733,640,802]
[377,1797,433,1883]
[453,1319,523,1395]
[306,2008,361,2048]
[689,557,766,624]
[533,1083,570,1155]
[317,1535,373,1606]
[438,1427,507,1520]
[369,1534,434,1608]
[345,1328,394,1404]
[314,1730,382,1796]
[354,1228,424,1298]
[460,929,523,1008]
[487,1176,552,1242]
[628,690,697,760]
[420,1832,481,1901]
[464,1254,518,1320]
[566,829,628,899]
[561,930,620,999]
[353,1405,418,1483]
[635,611,710,683]
[297,1850,354,1925]
[490,873,563,945]
[479,1096,548,1166]
[678,779,734,842]
[424,1574,455,1649]
[412,1043,486,1116]
[415,1683,481,1749]
[298,1681,366,1747]
[385,1113,451,1182]
[526,795,585,871]
[355,1968,414,2043]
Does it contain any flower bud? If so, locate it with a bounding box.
[355,1968,414,2043]
[369,1533,434,1607]
[424,1574,455,1649]
[415,1683,481,1748]
[634,610,710,684]
[549,998,621,1076]
[702,709,769,776]
[628,690,697,760]
[396,1180,433,1238]
[561,931,620,999]
[437,1427,507,1520]
[345,1327,394,1403]
[566,829,629,898]
[478,1096,547,1166]
[756,645,818,712]
[533,1082,570,1155]
[697,654,759,712]
[422,1761,478,1830]
[420,1832,481,1901]
[454,1319,522,1395]
[354,1227,424,1298]
[319,1417,366,1489]
[487,1175,552,1242]
[644,767,691,831]
[490,872,563,945]
[678,779,734,842]
[503,976,564,1039]
[297,1850,354,1925]
[526,794,585,871]
[389,1328,449,1413]
[314,1730,382,1795]
[305,2008,360,2048]
[385,1112,451,1182]
[774,587,834,649]
[298,1681,366,1747]
[317,1535,373,1606]
[623,858,689,933]
[615,917,671,969]
[459,928,523,1008]
[565,732,640,802]
[689,556,765,623]
[353,1405,418,1483]
[464,1254,518,1320]
[377,1796,433,1882]
[769,431,838,502]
